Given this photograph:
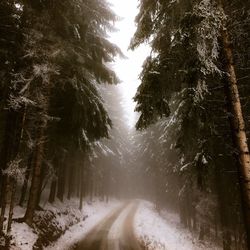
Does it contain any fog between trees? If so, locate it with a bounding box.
[0,1,250,250]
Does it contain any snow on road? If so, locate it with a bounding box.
[134,201,222,250]
[45,199,121,250]
[72,201,141,250]
[107,203,134,249]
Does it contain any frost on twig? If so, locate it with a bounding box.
[194,0,226,75]
[7,94,36,110]
[194,79,209,103]
[2,158,25,182]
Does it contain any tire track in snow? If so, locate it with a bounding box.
[72,200,141,250]
[73,202,130,250]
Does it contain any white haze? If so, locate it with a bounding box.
[109,0,150,129]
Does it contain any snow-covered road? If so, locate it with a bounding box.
[46,199,222,250]
[72,201,141,250]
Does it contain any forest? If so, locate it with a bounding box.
[0,0,250,250]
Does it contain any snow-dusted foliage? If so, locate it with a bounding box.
[194,0,225,75]
[2,158,25,182]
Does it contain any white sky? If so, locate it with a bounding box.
[108,0,150,129]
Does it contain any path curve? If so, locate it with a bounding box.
[72,200,141,250]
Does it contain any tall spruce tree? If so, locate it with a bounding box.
[0,0,122,231]
[131,0,250,248]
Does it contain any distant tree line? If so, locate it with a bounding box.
[131,0,250,249]
[0,0,124,236]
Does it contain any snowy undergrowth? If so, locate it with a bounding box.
[135,201,222,250]
[8,198,120,250]
[1,206,37,250]
[45,198,121,250]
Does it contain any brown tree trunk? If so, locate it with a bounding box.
[79,154,85,210]
[19,153,33,206]
[79,166,84,210]
[67,161,74,200]
[76,164,81,199]
[0,177,9,234]
[57,153,66,202]
[24,69,52,225]
[47,152,59,204]
[7,178,16,233]
[0,111,18,208]
[220,8,250,247]
[24,126,46,225]
[213,155,234,250]
[49,179,57,204]
[0,108,25,233]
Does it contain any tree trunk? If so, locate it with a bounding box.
[36,160,48,209]
[0,108,25,232]
[7,178,16,233]
[220,14,250,247]
[0,177,9,234]
[214,156,234,250]
[0,111,18,208]
[24,126,45,225]
[76,164,80,199]
[19,153,33,206]
[67,161,74,200]
[57,154,66,202]
[222,230,232,250]
[199,224,206,241]
[79,166,84,210]
[79,154,85,210]
[49,179,57,204]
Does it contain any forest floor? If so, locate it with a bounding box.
[135,201,222,250]
[6,199,222,250]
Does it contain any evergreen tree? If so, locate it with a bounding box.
[0,0,122,232]
[132,0,250,248]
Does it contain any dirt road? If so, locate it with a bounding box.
[72,201,141,250]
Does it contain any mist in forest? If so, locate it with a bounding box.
[0,0,250,250]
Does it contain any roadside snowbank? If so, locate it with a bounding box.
[7,198,120,250]
[135,201,222,250]
[11,221,37,250]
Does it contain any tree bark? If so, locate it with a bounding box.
[0,177,9,234]
[79,154,85,210]
[57,153,66,202]
[220,9,250,247]
[7,178,16,233]
[67,161,74,200]
[79,166,84,210]
[0,111,18,206]
[19,153,33,207]
[49,179,57,204]
[24,126,46,225]
[0,108,25,233]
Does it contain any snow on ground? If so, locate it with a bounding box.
[7,197,120,250]
[134,201,222,250]
[4,206,38,250]
[10,221,38,250]
[45,198,121,250]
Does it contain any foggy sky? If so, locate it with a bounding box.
[109,0,150,129]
